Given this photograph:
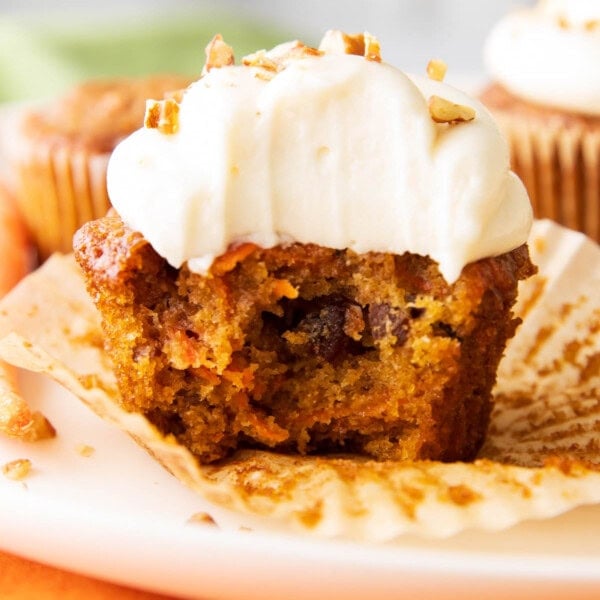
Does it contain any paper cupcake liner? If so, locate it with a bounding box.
[0,221,599,541]
[481,220,600,468]
[15,139,110,259]
[494,111,600,243]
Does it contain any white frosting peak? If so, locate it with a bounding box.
[484,1,600,115]
[108,48,531,283]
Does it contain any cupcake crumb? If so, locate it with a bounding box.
[186,511,217,526]
[76,444,95,457]
[2,458,32,481]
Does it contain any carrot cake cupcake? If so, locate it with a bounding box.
[13,74,191,259]
[74,33,535,465]
[481,0,600,242]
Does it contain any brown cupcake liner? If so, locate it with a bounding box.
[15,139,110,259]
[494,111,600,243]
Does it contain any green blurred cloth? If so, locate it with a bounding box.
[0,10,286,102]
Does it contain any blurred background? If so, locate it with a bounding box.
[0,0,533,102]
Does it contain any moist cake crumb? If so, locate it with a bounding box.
[74,214,535,464]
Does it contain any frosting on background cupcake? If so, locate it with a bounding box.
[484,0,600,115]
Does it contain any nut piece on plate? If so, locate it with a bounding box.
[0,367,56,441]
[186,511,217,527]
[76,443,95,457]
[2,458,32,481]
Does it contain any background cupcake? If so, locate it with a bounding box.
[480,0,600,243]
[11,74,191,259]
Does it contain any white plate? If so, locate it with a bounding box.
[1,370,600,600]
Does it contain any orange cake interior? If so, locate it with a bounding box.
[74,214,535,464]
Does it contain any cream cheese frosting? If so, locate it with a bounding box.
[484,0,600,116]
[107,35,532,284]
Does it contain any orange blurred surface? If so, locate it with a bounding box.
[0,550,182,600]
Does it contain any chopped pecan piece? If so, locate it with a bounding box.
[267,40,322,63]
[243,41,322,77]
[144,98,180,134]
[426,59,447,82]
[319,30,381,62]
[428,95,475,124]
[242,50,279,72]
[363,32,381,62]
[203,34,235,73]
[319,30,365,56]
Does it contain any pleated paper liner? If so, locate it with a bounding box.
[5,75,193,261]
[494,110,600,243]
[481,220,600,468]
[15,137,111,260]
[0,220,599,541]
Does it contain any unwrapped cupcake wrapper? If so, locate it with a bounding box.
[494,111,600,243]
[0,220,599,541]
[16,140,110,259]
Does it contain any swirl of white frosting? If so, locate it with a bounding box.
[107,50,531,284]
[484,0,600,115]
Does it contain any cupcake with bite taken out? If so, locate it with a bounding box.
[73,32,535,465]
[481,0,600,242]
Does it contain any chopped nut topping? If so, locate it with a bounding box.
[252,69,276,82]
[242,41,322,77]
[319,30,381,62]
[203,34,235,74]
[242,50,279,72]
[144,98,180,134]
[2,458,31,481]
[187,511,217,526]
[428,95,475,124]
[269,40,322,62]
[426,59,447,82]
[319,30,365,56]
[76,444,95,457]
[363,32,381,62]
